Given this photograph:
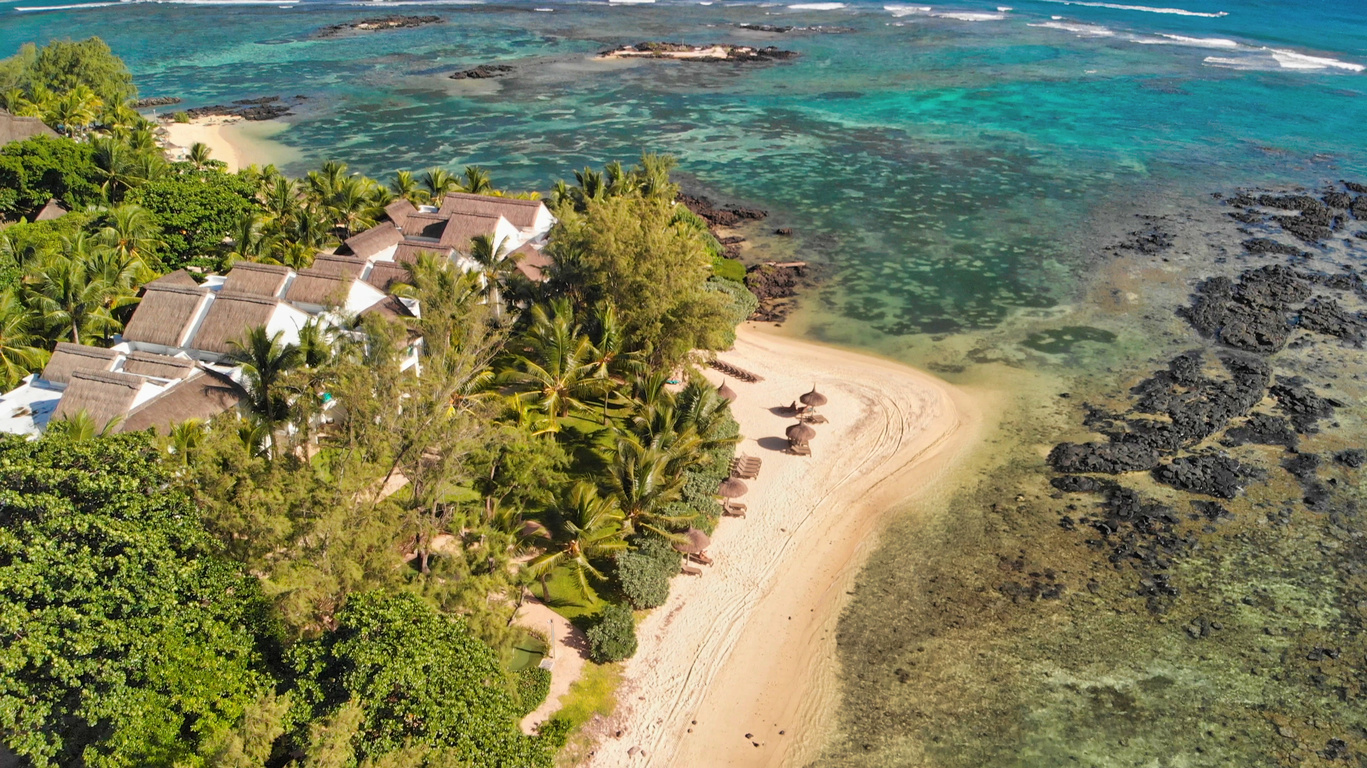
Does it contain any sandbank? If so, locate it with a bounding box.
[584,323,989,767]
[161,115,300,172]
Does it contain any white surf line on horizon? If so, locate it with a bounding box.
[884,4,1007,20]
[1034,0,1226,17]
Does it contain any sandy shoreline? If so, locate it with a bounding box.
[584,323,990,767]
[161,116,299,172]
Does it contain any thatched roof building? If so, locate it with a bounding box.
[220,262,292,298]
[122,284,210,349]
[40,343,119,385]
[438,192,547,230]
[120,351,196,380]
[51,370,145,430]
[0,109,57,145]
[190,292,288,355]
[341,221,403,260]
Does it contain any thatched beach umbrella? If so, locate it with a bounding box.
[786,422,816,444]
[718,477,749,499]
[673,527,711,554]
[717,380,738,403]
[800,385,828,408]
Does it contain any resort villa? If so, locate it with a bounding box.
[0,192,556,437]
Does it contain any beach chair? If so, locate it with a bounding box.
[723,501,747,518]
[800,413,829,425]
[788,443,812,457]
[689,552,714,566]
[681,563,703,576]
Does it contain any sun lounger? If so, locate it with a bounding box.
[681,563,702,576]
[788,443,812,457]
[730,454,762,479]
[709,358,764,383]
[799,413,828,425]
[689,552,714,566]
[723,501,747,517]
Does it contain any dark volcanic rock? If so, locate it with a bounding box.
[1343,181,1367,194]
[1282,453,1333,511]
[746,263,809,322]
[1270,376,1343,433]
[1334,449,1366,468]
[132,96,181,109]
[1297,298,1367,344]
[1223,412,1299,450]
[1153,452,1266,499]
[450,64,514,79]
[1124,352,1271,448]
[1051,475,1110,494]
[680,194,768,227]
[1353,197,1367,221]
[1048,441,1161,474]
[736,23,854,33]
[609,42,798,62]
[1322,191,1353,210]
[1182,265,1311,353]
[184,95,302,121]
[1242,238,1308,258]
[315,15,441,38]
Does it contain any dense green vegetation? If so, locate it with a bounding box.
[0,38,758,766]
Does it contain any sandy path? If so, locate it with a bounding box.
[517,596,590,734]
[584,323,987,767]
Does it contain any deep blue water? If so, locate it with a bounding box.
[3,0,1365,340]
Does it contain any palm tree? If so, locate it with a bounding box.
[458,165,494,195]
[326,175,376,238]
[226,210,267,264]
[468,234,517,321]
[389,170,425,203]
[46,410,121,441]
[47,85,101,137]
[90,137,141,202]
[306,160,348,204]
[167,418,206,467]
[188,142,213,170]
[499,300,611,428]
[227,326,303,427]
[421,167,459,201]
[606,436,688,538]
[525,483,628,600]
[635,153,678,199]
[97,204,160,283]
[26,256,119,344]
[0,291,47,390]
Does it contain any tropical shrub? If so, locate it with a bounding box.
[288,591,552,768]
[129,166,257,268]
[0,136,101,217]
[586,602,638,663]
[517,666,553,716]
[0,432,273,768]
[615,535,680,610]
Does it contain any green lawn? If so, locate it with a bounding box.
[537,568,609,621]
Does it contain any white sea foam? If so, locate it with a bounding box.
[884,3,929,15]
[16,2,116,10]
[1129,33,1238,48]
[1029,20,1114,36]
[788,2,846,9]
[936,11,1005,20]
[1036,0,1227,17]
[997,5,1012,10]
[534,5,552,9]
[1203,49,1364,73]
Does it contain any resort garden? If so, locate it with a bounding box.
[0,39,758,768]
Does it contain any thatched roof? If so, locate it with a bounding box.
[360,294,415,322]
[438,192,543,229]
[717,477,748,498]
[800,386,828,407]
[121,352,196,380]
[40,343,118,384]
[365,261,411,293]
[395,242,451,264]
[438,212,503,252]
[786,422,816,442]
[34,199,67,221]
[385,198,417,230]
[122,285,209,348]
[404,213,451,240]
[716,380,737,403]
[672,528,711,554]
[0,109,57,146]
[120,369,244,435]
[220,262,292,298]
[144,269,199,289]
[190,292,281,355]
[341,222,402,259]
[52,370,143,430]
[512,243,553,282]
[308,255,367,279]
[286,268,352,306]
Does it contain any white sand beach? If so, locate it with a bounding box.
[584,323,990,767]
[161,115,299,172]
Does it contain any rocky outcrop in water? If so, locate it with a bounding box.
[736,23,854,33]
[184,95,305,121]
[679,194,767,228]
[314,15,442,38]
[601,42,798,63]
[450,64,514,80]
[132,96,181,109]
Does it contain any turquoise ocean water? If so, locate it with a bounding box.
[4,0,1365,340]
[6,2,1367,764]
